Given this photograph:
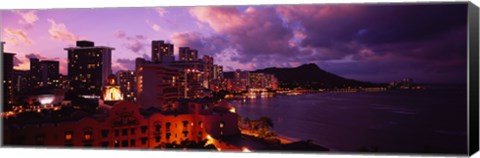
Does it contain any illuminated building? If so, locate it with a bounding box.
[233,70,250,92]
[202,55,214,89]
[265,74,278,90]
[179,47,198,61]
[135,57,148,70]
[13,70,30,93]
[2,42,15,111]
[29,58,42,88]
[116,70,137,102]
[136,63,183,110]
[28,58,60,88]
[166,61,208,99]
[213,65,223,80]
[41,60,60,88]
[249,73,278,90]
[151,40,174,64]
[103,75,124,105]
[65,41,114,98]
[3,101,240,148]
[58,75,70,91]
[26,89,66,109]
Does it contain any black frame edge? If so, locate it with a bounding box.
[468,1,480,156]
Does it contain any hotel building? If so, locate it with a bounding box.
[116,70,137,102]
[2,42,15,111]
[40,60,60,88]
[151,40,174,64]
[13,70,30,93]
[29,58,42,88]
[3,101,240,148]
[233,70,250,92]
[65,41,114,98]
[28,58,60,88]
[213,65,224,81]
[202,55,214,89]
[136,63,183,110]
[179,47,198,62]
[250,73,279,90]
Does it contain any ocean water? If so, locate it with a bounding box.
[230,85,468,154]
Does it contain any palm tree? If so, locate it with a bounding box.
[243,117,251,129]
[259,116,274,129]
[257,117,274,138]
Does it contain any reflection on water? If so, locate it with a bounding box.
[230,85,467,154]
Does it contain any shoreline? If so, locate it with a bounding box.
[240,128,335,151]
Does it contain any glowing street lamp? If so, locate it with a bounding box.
[242,147,251,152]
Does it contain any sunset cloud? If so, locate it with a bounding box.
[47,19,81,42]
[146,20,161,32]
[114,30,126,39]
[3,28,33,45]
[155,8,167,16]
[13,10,39,28]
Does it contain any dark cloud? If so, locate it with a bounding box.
[186,4,467,83]
[171,32,229,57]
[114,30,126,39]
[190,7,299,63]
[142,53,151,61]
[123,34,149,54]
[277,4,467,48]
[114,58,136,72]
[13,56,23,66]
[276,4,468,83]
[25,53,46,59]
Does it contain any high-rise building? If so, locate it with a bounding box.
[58,75,70,91]
[151,40,174,63]
[135,57,148,70]
[166,61,208,99]
[179,47,198,62]
[13,70,30,93]
[136,63,183,109]
[2,42,15,111]
[117,70,137,102]
[233,70,250,92]
[213,65,224,80]
[250,73,266,89]
[265,74,278,90]
[202,55,214,89]
[65,41,114,98]
[249,73,278,90]
[29,58,42,88]
[28,58,60,88]
[40,60,60,88]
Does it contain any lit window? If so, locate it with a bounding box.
[84,132,92,140]
[219,122,224,128]
[65,132,73,141]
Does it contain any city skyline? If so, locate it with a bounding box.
[1,4,468,83]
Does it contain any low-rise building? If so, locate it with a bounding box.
[3,100,240,148]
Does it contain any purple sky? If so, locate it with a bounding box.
[1,4,468,84]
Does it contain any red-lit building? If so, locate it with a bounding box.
[136,63,183,110]
[3,101,240,148]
